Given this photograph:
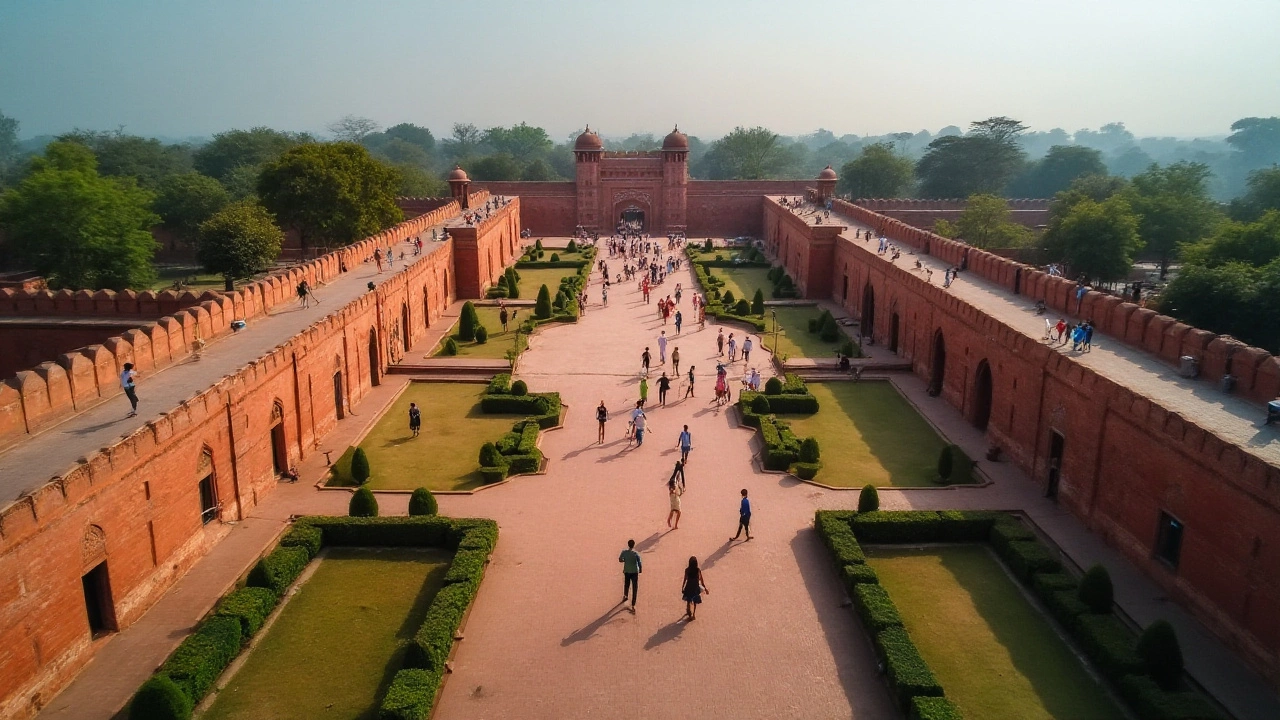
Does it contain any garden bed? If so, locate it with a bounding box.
[429,306,527,359]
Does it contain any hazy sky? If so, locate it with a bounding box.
[2,0,1279,141]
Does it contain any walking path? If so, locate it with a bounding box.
[35,240,1280,720]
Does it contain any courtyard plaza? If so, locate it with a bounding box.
[33,238,1280,720]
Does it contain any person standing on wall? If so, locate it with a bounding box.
[120,363,140,418]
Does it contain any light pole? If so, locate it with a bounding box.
[772,309,779,358]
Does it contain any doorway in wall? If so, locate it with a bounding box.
[368,329,380,387]
[270,403,288,475]
[929,330,947,395]
[972,360,993,431]
[1047,431,1065,499]
[889,313,900,354]
[81,562,116,637]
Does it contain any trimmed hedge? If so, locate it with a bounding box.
[996,540,1062,582]
[1074,614,1146,683]
[479,391,561,428]
[379,668,443,720]
[158,615,242,705]
[934,510,1000,541]
[792,462,819,480]
[303,516,455,548]
[1044,589,1090,630]
[407,581,478,671]
[816,511,865,567]
[1119,675,1225,720]
[853,583,904,632]
[875,626,945,709]
[214,586,278,638]
[247,545,310,596]
[909,696,964,720]
[278,523,323,558]
[852,511,946,543]
[740,390,819,415]
[841,562,880,587]
[485,373,511,394]
[129,675,193,720]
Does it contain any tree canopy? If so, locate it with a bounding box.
[1229,167,1280,222]
[59,130,192,188]
[0,141,159,289]
[838,142,914,197]
[193,127,312,181]
[1009,145,1107,198]
[935,194,1033,249]
[328,115,381,143]
[1226,117,1280,169]
[0,110,20,186]
[700,127,803,180]
[256,142,403,254]
[197,200,284,290]
[153,172,231,247]
[1125,161,1222,277]
[1040,194,1142,283]
[916,118,1028,197]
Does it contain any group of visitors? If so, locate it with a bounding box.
[1048,318,1095,352]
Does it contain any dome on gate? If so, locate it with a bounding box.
[574,126,603,151]
[662,126,689,150]
[448,165,470,182]
[817,165,838,181]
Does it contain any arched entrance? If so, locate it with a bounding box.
[861,283,876,342]
[619,205,645,232]
[972,360,993,430]
[401,303,411,352]
[368,329,380,387]
[423,286,431,329]
[269,402,288,475]
[929,329,947,396]
[889,313,900,354]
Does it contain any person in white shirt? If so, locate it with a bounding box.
[120,363,139,417]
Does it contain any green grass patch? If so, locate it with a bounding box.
[203,547,451,720]
[784,382,948,487]
[510,267,583,296]
[713,267,773,303]
[867,545,1125,720]
[430,306,527,359]
[150,265,226,292]
[760,306,853,359]
[329,383,531,491]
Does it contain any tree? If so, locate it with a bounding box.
[458,301,479,341]
[521,158,557,181]
[535,284,552,319]
[701,127,795,180]
[1010,145,1107,198]
[950,194,1034,249]
[153,172,231,247]
[257,142,403,255]
[408,487,438,516]
[857,484,879,512]
[470,153,521,181]
[220,163,264,200]
[1126,162,1222,278]
[916,118,1027,197]
[751,289,765,315]
[1181,211,1280,269]
[193,127,311,181]
[364,137,432,169]
[1040,195,1142,282]
[1226,117,1280,169]
[328,115,380,143]
[483,123,553,164]
[60,130,192,188]
[1137,620,1184,691]
[196,201,284,290]
[393,164,448,197]
[348,486,379,517]
[441,123,481,160]
[383,123,435,154]
[838,142,914,197]
[1158,259,1280,351]
[0,141,159,290]
[1229,167,1280,221]
[350,447,371,484]
[0,110,21,181]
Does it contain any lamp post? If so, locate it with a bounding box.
[772,309,779,358]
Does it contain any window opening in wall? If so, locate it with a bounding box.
[199,473,218,524]
[81,562,116,637]
[1155,512,1184,568]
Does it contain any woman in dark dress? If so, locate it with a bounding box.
[682,556,709,621]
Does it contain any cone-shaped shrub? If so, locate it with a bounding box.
[535,238,544,251]
[723,290,736,305]
[765,377,783,395]
[511,379,528,396]
[129,675,192,720]
[479,442,502,467]
[475,325,488,344]
[937,445,953,481]
[1078,564,1114,613]
[497,274,509,290]
[751,394,771,414]
[535,284,552,319]
[505,267,520,298]
[567,239,578,252]
[820,313,840,342]
[441,337,459,356]
[703,238,713,252]
[349,486,378,517]
[858,484,879,512]
[408,487,438,516]
[351,447,371,485]
[799,437,821,463]
[551,253,560,262]
[752,289,765,315]
[1138,620,1184,690]
[735,298,751,315]
[458,301,479,341]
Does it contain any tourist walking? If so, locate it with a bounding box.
[120,363,140,418]
[674,310,682,335]
[658,331,668,364]
[619,539,641,612]
[678,424,692,464]
[728,333,737,362]
[1083,322,1094,352]
[639,376,649,407]
[500,307,509,332]
[657,373,671,406]
[685,366,696,398]
[682,557,709,621]
[730,488,753,541]
[667,479,683,529]
[408,402,421,437]
[742,336,753,364]
[641,347,651,376]
[374,247,384,273]
[631,402,649,446]
[717,329,725,356]
[671,347,681,375]
[669,459,686,490]
[596,400,608,444]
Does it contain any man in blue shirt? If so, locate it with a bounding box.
[619,539,642,611]
[678,424,692,464]
[730,488,753,542]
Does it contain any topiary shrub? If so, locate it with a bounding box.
[535,238,544,251]
[129,675,192,720]
[1138,620,1185,690]
[1078,564,1114,614]
[511,379,528,396]
[351,447,371,485]
[703,238,713,252]
[764,377,783,395]
[750,394,771,415]
[441,337,458,356]
[349,486,379,517]
[734,298,751,315]
[858,484,880,512]
[497,274,509,290]
[553,290,566,311]
[566,239,577,252]
[479,442,503,467]
[505,267,520,298]
[550,253,560,262]
[767,266,783,283]
[408,487,438,516]
[820,313,840,342]
[799,437,820,463]
[535,284,552,319]
[793,462,819,480]
[839,339,857,357]
[458,301,479,341]
[752,289,765,315]
[475,325,488,344]
[937,444,973,484]
[723,290,736,305]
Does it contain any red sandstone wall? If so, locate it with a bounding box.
[396,196,455,219]
[471,182,576,236]
[0,323,144,378]
[449,198,522,299]
[687,181,810,237]
[767,200,1280,682]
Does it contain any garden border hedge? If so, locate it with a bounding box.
[813,510,1224,720]
[128,516,498,720]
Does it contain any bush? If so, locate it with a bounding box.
[349,486,379,517]
[703,238,713,252]
[799,436,820,463]
[440,337,458,356]
[511,379,528,396]
[535,284,552,319]
[129,675,192,720]
[566,239,577,252]
[279,523,323,558]
[767,266,783,282]
[535,238,543,251]
[875,626,944,709]
[458,301,479,341]
[1032,572,1079,597]
[858,484,880,512]
[1044,589,1090,629]
[793,462,819,480]
[820,313,840,342]
[1078,564,1114,614]
[1120,675,1224,720]
[479,466,508,484]
[550,253,560,262]
[505,266,520,298]
[764,377,783,395]
[840,338,857,357]
[998,540,1061,581]
[442,548,489,586]
[723,290,736,305]
[351,447,371,485]
[936,444,973,484]
[854,584,904,631]
[486,373,511,394]
[159,615,243,704]
[214,586,278,638]
[379,668,441,720]
[909,696,964,720]
[247,545,310,596]
[853,511,944,543]
[1139,620,1185,691]
[934,510,1001,541]
[734,298,751,315]
[815,511,865,567]
[989,518,1036,554]
[1074,614,1145,683]
[407,581,477,671]
[474,325,488,344]
[478,442,503,467]
[750,394,771,414]
[408,488,438,516]
[751,289,765,315]
[496,274,509,290]
[842,563,879,587]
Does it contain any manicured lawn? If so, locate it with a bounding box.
[149,265,226,292]
[513,267,584,297]
[760,306,853,359]
[526,248,588,262]
[332,383,527,491]
[203,547,450,720]
[431,306,526,359]
[784,382,947,487]
[713,267,773,305]
[866,545,1125,720]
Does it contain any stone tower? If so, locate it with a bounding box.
[573,126,604,231]
[661,126,689,234]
